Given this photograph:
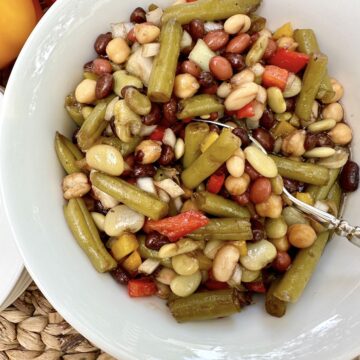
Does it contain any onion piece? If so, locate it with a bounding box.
[137,177,157,195]
[139,124,157,137]
[180,30,192,50]
[158,188,171,203]
[146,7,163,26]
[162,128,176,148]
[142,43,160,58]
[138,258,161,275]
[155,179,185,198]
[204,21,224,32]
[314,200,330,213]
[111,22,134,39]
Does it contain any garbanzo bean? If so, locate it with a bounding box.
[288,224,317,248]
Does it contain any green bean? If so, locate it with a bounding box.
[76,103,107,150]
[188,232,252,241]
[66,106,84,126]
[177,94,224,120]
[248,14,266,34]
[64,198,117,273]
[328,182,342,211]
[162,0,261,25]
[113,70,143,97]
[95,94,116,105]
[55,132,84,174]
[181,128,240,189]
[265,280,287,317]
[147,20,183,103]
[192,191,250,218]
[191,218,252,235]
[245,34,269,67]
[307,168,340,201]
[138,236,172,268]
[90,173,169,220]
[183,122,210,168]
[124,87,151,115]
[295,53,328,122]
[99,136,141,157]
[168,289,242,322]
[293,29,334,102]
[270,155,329,186]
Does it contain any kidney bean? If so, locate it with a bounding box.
[304,133,318,151]
[245,162,261,180]
[208,124,220,134]
[83,61,93,72]
[203,30,229,51]
[189,19,205,40]
[209,56,233,80]
[143,103,162,125]
[263,39,277,59]
[272,252,291,272]
[316,133,334,148]
[121,155,135,177]
[94,200,109,215]
[162,98,178,125]
[209,112,219,120]
[232,191,250,206]
[134,149,145,163]
[111,265,131,285]
[219,187,231,199]
[283,178,300,193]
[198,71,215,87]
[340,160,359,192]
[259,108,276,130]
[145,232,170,251]
[170,121,185,136]
[91,58,113,75]
[225,33,251,54]
[201,83,218,95]
[95,73,114,99]
[232,128,250,147]
[127,28,137,43]
[182,24,190,33]
[158,145,175,166]
[249,33,260,46]
[251,218,266,242]
[180,60,201,78]
[133,164,156,178]
[130,7,146,23]
[94,33,112,55]
[249,177,272,204]
[223,53,246,71]
[252,128,275,153]
[285,98,296,112]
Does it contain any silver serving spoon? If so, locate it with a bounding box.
[193,118,360,246]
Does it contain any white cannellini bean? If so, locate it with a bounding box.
[172,254,199,276]
[230,69,255,87]
[162,128,177,148]
[256,85,267,104]
[158,238,201,258]
[104,205,145,236]
[136,177,157,195]
[240,240,277,271]
[138,258,160,275]
[170,271,202,297]
[225,82,258,111]
[240,266,260,283]
[156,268,177,285]
[86,145,124,176]
[91,212,106,232]
[155,179,185,198]
[174,138,185,159]
[212,245,240,282]
[204,240,223,260]
[244,145,278,178]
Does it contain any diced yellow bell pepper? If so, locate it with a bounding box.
[200,132,219,153]
[231,240,248,257]
[122,250,142,273]
[295,192,314,206]
[110,233,139,261]
[273,22,294,40]
[271,121,296,138]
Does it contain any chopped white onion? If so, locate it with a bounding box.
[314,200,330,213]
[142,43,160,58]
[157,188,171,203]
[155,179,185,198]
[145,7,163,26]
[180,30,192,50]
[227,264,242,287]
[105,96,119,121]
[204,21,224,32]
[111,22,134,39]
[139,124,157,137]
[137,177,157,195]
[162,128,176,148]
[138,258,161,275]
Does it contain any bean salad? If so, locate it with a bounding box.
[55,0,359,322]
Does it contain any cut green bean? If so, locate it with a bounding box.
[66,106,84,126]
[183,122,210,168]
[162,0,261,25]
[177,94,224,119]
[99,136,141,157]
[91,173,169,220]
[64,198,117,273]
[270,155,329,186]
[138,236,172,268]
[168,289,242,322]
[328,182,342,211]
[192,191,250,218]
[265,280,287,317]
[181,128,240,189]
[295,53,328,122]
[191,218,252,235]
[55,132,84,174]
[248,14,266,34]
[147,20,183,103]
[76,102,107,150]
[307,168,340,201]
[188,232,252,241]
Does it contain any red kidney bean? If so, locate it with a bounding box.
[121,155,135,177]
[162,98,178,125]
[145,232,170,251]
[180,60,201,78]
[158,145,175,166]
[283,178,301,193]
[92,58,113,75]
[263,39,277,59]
[201,83,218,94]
[143,103,162,125]
[170,121,184,136]
[245,162,261,181]
[130,7,146,23]
[134,149,145,163]
[94,33,112,55]
[223,53,246,71]
[209,124,220,134]
[225,33,251,54]
[209,112,219,120]
[198,71,215,87]
[304,133,318,151]
[316,133,334,148]
[285,98,296,112]
[272,252,291,272]
[209,56,233,80]
[249,33,260,46]
[232,128,250,147]
[95,73,114,99]
[111,265,131,285]
[127,28,137,43]
[83,61,93,72]
[252,128,275,152]
[189,19,205,40]
[232,191,250,206]
[259,108,275,130]
[340,161,359,192]
[251,218,266,242]
[133,164,156,178]
[203,30,229,51]
[249,177,272,204]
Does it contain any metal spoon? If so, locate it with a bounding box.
[193,118,360,246]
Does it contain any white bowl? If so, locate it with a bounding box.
[1,0,360,359]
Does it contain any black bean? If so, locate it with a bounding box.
[145,232,170,251]
[259,108,275,130]
[223,53,246,71]
[94,33,112,55]
[340,161,359,192]
[133,164,157,178]
[130,7,146,23]
[189,19,205,41]
[198,71,215,87]
[252,128,275,153]
[111,265,131,285]
[232,127,250,148]
[158,145,175,166]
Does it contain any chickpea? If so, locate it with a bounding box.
[276,36,298,51]
[281,130,306,156]
[288,224,317,248]
[322,102,344,122]
[255,194,282,218]
[75,79,97,104]
[174,74,200,99]
[106,38,131,64]
[134,23,161,44]
[323,78,344,104]
[135,140,162,164]
[224,173,250,196]
[328,123,352,145]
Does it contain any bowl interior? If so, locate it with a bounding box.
[1,0,360,359]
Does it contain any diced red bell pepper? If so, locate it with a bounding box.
[235,100,256,119]
[244,280,266,293]
[182,117,193,123]
[206,173,225,194]
[262,65,289,91]
[204,279,229,290]
[143,211,209,241]
[149,126,165,141]
[128,278,157,297]
[269,48,310,74]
